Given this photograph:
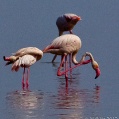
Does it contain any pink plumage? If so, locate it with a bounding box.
[43,34,100,79]
[3,47,43,88]
[56,13,81,36]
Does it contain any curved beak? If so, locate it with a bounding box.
[92,61,101,79]
[95,67,101,79]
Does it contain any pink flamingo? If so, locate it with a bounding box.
[43,34,100,79]
[56,13,81,36]
[52,13,81,62]
[3,47,43,88]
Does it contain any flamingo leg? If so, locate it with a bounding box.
[52,54,57,63]
[57,54,66,76]
[69,54,72,68]
[69,54,73,79]
[22,67,25,88]
[65,55,68,78]
[26,68,30,88]
[52,55,65,65]
[61,55,64,67]
[57,59,91,76]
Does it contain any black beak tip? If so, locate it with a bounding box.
[3,56,6,61]
[95,75,98,79]
[95,77,97,79]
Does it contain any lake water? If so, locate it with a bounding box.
[0,1,119,119]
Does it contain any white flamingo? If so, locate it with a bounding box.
[3,47,43,88]
[43,34,100,79]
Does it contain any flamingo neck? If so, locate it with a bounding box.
[87,53,95,63]
[72,52,87,65]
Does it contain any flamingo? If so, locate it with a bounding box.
[43,34,100,79]
[3,47,43,88]
[56,13,81,36]
[52,13,81,62]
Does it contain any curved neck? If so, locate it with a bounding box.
[72,52,87,65]
[86,52,95,63]
[72,52,95,65]
[88,53,94,62]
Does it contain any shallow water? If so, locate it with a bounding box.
[0,1,119,119]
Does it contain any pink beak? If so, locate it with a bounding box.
[77,16,81,21]
[95,68,101,79]
[3,56,10,61]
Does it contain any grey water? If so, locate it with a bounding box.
[0,1,119,119]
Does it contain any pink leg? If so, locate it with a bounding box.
[61,55,64,67]
[22,67,25,88]
[26,68,30,88]
[69,54,72,68]
[69,54,73,79]
[57,59,91,76]
[57,55,66,76]
[65,55,68,78]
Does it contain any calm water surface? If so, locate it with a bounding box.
[0,1,119,119]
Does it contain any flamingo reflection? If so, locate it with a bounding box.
[6,90,44,119]
[48,82,100,119]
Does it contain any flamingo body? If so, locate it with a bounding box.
[11,55,37,72]
[12,47,43,61]
[43,34,81,57]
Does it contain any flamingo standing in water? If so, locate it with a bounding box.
[3,47,43,88]
[52,13,81,62]
[43,34,100,79]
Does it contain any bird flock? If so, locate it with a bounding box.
[3,13,101,88]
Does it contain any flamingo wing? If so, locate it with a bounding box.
[13,47,43,60]
[12,55,36,72]
[43,34,81,55]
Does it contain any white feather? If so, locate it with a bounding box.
[12,55,36,72]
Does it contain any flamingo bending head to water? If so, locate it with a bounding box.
[43,34,100,79]
[3,47,43,88]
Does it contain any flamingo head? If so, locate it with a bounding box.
[64,14,81,23]
[72,16,81,21]
[3,56,17,61]
[85,52,101,79]
[92,60,101,79]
